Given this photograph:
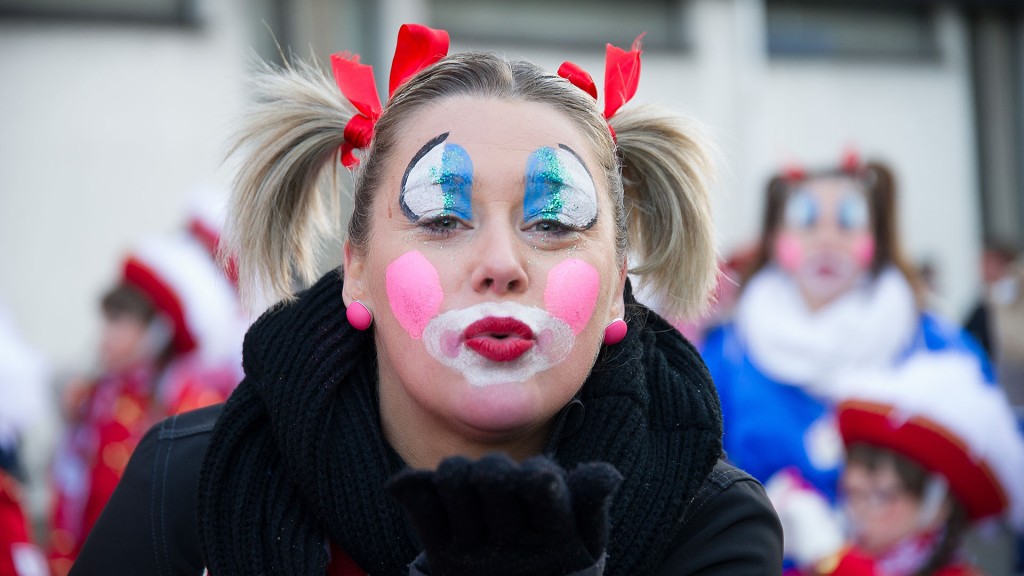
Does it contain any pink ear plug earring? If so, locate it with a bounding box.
[603,318,627,345]
[346,300,374,331]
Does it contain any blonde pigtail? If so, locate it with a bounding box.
[222,56,355,310]
[610,105,718,321]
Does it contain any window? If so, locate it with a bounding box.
[766,1,939,60]
[431,0,689,51]
[0,0,198,26]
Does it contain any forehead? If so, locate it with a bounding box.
[843,460,902,487]
[794,175,867,201]
[391,96,602,182]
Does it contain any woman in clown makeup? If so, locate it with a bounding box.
[699,158,992,572]
[71,23,782,576]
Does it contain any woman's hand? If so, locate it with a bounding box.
[386,453,622,576]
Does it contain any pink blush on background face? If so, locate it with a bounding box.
[774,233,804,272]
[386,251,444,340]
[544,259,599,335]
[852,236,876,269]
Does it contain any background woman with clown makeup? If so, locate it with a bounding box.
[699,156,992,571]
[70,23,782,576]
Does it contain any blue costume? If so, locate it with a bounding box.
[700,266,990,503]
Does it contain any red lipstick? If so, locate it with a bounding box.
[463,317,535,362]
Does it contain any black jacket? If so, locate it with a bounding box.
[72,403,781,575]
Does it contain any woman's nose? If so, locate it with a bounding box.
[810,217,844,245]
[470,225,529,295]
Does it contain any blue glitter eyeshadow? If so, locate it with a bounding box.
[400,133,474,223]
[524,147,568,220]
[435,144,473,218]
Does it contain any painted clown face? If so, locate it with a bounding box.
[841,462,931,556]
[343,97,625,461]
[773,176,875,311]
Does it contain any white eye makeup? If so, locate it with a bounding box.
[400,132,474,223]
[523,145,598,231]
[838,192,870,231]
[784,189,819,230]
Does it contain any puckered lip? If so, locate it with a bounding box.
[463,316,535,362]
[813,263,843,278]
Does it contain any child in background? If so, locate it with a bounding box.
[47,197,244,574]
[820,352,1024,575]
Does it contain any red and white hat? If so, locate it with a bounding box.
[120,230,242,363]
[834,352,1024,530]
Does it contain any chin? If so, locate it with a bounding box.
[797,266,858,307]
[451,379,555,437]
[804,282,848,305]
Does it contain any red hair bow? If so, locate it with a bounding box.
[781,163,806,182]
[780,147,862,181]
[840,148,861,173]
[557,33,644,141]
[331,24,450,168]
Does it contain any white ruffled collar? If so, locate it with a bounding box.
[734,265,918,398]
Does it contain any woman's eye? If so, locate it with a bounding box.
[421,214,463,235]
[784,190,818,229]
[527,218,572,236]
[838,194,869,231]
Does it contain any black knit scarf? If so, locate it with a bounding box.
[198,270,722,576]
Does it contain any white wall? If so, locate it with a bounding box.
[0,0,252,372]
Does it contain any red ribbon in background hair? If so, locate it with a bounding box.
[558,33,645,141]
[780,147,862,182]
[781,163,806,182]
[331,24,450,168]
[840,147,861,173]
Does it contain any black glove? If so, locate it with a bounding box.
[385,452,623,576]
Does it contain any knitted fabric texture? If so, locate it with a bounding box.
[197,271,722,575]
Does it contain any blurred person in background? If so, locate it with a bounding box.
[47,193,244,575]
[962,241,1024,421]
[0,303,50,576]
[963,240,1019,359]
[811,352,1024,576]
[987,258,1024,410]
[699,155,991,572]
[978,248,1024,576]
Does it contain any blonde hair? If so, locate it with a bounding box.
[222,56,350,307]
[612,106,717,319]
[224,51,717,320]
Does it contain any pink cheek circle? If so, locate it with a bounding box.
[544,259,600,335]
[385,251,444,340]
[774,232,804,273]
[852,236,876,269]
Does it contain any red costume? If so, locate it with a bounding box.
[824,546,979,576]
[0,470,48,576]
[47,196,245,574]
[47,366,154,575]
